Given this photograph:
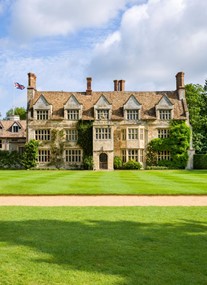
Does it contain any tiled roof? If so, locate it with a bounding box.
[29,90,187,120]
[0,120,26,138]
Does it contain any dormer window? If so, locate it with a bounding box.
[126,110,139,120]
[97,109,109,120]
[159,110,171,120]
[156,95,174,120]
[33,95,52,120]
[124,96,141,121]
[94,95,112,121]
[64,95,82,120]
[37,110,49,120]
[67,110,79,120]
[12,123,21,133]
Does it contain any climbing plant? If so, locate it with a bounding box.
[77,120,93,156]
[48,129,65,168]
[146,120,190,169]
[77,120,93,169]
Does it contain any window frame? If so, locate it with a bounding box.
[66,129,78,142]
[95,127,111,140]
[35,129,50,141]
[157,151,171,161]
[97,109,109,120]
[128,128,138,140]
[126,109,139,120]
[159,110,171,120]
[67,109,79,120]
[158,129,170,138]
[36,110,49,120]
[38,149,50,163]
[65,149,82,163]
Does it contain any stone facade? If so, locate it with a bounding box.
[27,72,192,170]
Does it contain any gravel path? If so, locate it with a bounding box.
[0,195,207,206]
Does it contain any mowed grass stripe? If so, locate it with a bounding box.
[131,170,207,194]
[0,170,207,195]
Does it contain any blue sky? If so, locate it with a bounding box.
[0,0,207,117]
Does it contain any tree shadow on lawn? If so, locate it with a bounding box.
[0,218,207,285]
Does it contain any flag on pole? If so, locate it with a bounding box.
[14,82,25,90]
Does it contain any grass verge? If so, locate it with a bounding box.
[0,207,206,285]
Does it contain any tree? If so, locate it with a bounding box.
[21,140,39,169]
[6,107,26,120]
[185,83,207,153]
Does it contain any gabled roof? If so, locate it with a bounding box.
[156,94,174,109]
[29,90,186,120]
[124,95,142,109]
[0,120,26,138]
[33,94,51,109]
[94,95,111,109]
[64,95,82,109]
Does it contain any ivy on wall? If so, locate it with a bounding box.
[77,120,93,156]
[146,120,190,169]
[77,120,93,169]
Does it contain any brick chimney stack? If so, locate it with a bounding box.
[176,72,185,100]
[119,80,125,91]
[86,77,92,95]
[113,79,125,91]
[28,72,36,89]
[114,80,118,91]
[176,72,184,90]
[27,72,36,104]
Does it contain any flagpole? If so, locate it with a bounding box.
[12,84,15,116]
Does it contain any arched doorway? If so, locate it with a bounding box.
[99,153,108,169]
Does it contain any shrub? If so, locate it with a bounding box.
[114,156,123,169]
[123,160,142,170]
[0,150,23,169]
[194,154,207,169]
[21,140,39,169]
[83,155,93,170]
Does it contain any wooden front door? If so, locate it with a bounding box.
[99,153,108,169]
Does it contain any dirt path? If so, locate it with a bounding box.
[0,195,207,206]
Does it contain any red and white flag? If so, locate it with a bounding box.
[14,82,25,90]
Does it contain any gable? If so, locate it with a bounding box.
[10,122,21,132]
[94,95,111,109]
[124,95,142,110]
[34,95,51,109]
[156,95,174,109]
[64,95,82,109]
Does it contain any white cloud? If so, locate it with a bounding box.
[10,0,132,40]
[88,0,207,90]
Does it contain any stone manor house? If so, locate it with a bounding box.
[26,71,192,170]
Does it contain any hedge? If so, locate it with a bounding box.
[193,154,207,169]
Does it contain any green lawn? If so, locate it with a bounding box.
[0,170,207,195]
[0,207,206,285]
